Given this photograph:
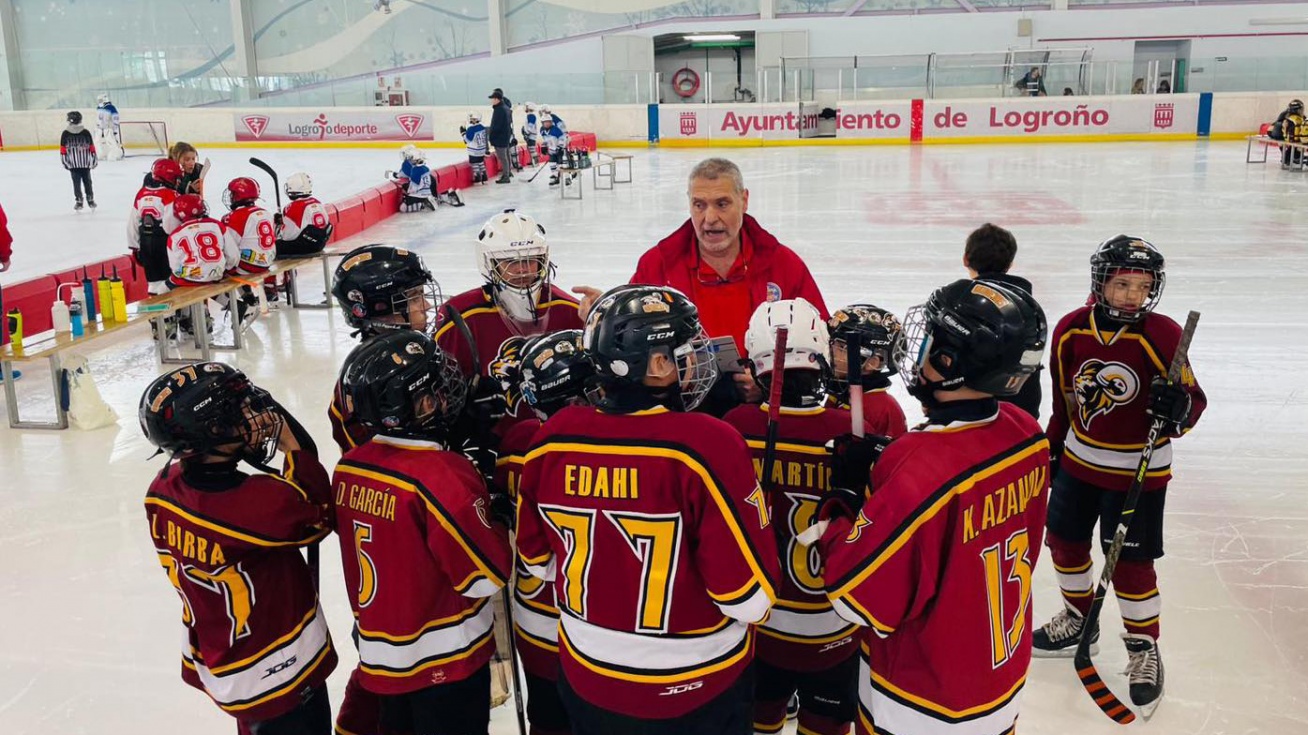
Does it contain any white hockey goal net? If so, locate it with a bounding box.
[118,121,170,157]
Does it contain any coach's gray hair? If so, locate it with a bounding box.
[687,158,745,195]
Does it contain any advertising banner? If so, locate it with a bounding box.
[922,96,1200,140]
[235,110,432,142]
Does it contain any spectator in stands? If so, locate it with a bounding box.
[1132,78,1147,94]
[170,141,206,196]
[488,90,513,184]
[1157,78,1172,94]
[0,200,12,272]
[963,223,1041,419]
[1015,67,1046,97]
[573,157,828,409]
[1063,87,1075,96]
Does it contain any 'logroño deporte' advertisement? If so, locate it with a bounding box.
[234,110,432,142]
[660,95,1199,144]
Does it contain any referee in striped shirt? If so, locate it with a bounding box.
[60,111,98,211]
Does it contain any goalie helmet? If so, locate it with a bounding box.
[340,331,467,438]
[97,93,109,106]
[518,329,596,421]
[332,244,441,338]
[139,362,281,465]
[1090,235,1165,323]
[151,158,184,187]
[223,177,260,211]
[172,194,208,224]
[468,111,481,125]
[475,209,551,323]
[400,144,420,162]
[744,298,831,408]
[583,285,717,412]
[285,172,313,199]
[828,303,905,398]
[898,279,1047,403]
[539,104,551,115]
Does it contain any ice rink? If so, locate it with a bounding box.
[0,140,1305,735]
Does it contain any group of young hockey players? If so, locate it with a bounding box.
[139,201,1204,735]
[127,155,333,332]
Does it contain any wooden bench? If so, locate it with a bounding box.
[593,152,634,190]
[0,281,237,429]
[1247,135,1308,170]
[267,249,347,310]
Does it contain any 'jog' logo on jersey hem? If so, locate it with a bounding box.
[1073,359,1140,427]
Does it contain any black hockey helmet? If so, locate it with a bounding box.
[1290,99,1305,114]
[332,244,441,338]
[67,110,82,125]
[582,284,718,411]
[899,279,1047,402]
[518,329,596,421]
[828,303,905,397]
[139,362,281,464]
[1090,235,1165,323]
[340,330,467,438]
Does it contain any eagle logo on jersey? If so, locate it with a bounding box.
[845,511,873,543]
[490,336,527,412]
[1073,359,1140,427]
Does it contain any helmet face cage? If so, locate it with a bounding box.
[374,282,442,337]
[335,248,442,337]
[896,304,935,391]
[403,350,468,435]
[223,178,260,211]
[239,386,283,465]
[674,325,719,411]
[1092,263,1165,323]
[140,364,281,463]
[477,209,551,323]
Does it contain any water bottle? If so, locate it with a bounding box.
[82,270,98,322]
[110,267,128,323]
[69,291,85,338]
[51,299,71,334]
[5,308,22,351]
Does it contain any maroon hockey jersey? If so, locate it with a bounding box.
[434,285,583,437]
[494,418,562,681]
[859,388,909,439]
[145,452,337,722]
[332,436,512,695]
[820,402,1049,735]
[1046,306,1206,491]
[723,403,872,672]
[516,404,780,718]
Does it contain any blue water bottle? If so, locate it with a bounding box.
[82,268,98,323]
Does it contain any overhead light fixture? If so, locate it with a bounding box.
[683,34,740,42]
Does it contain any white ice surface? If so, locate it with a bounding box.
[0,141,1306,735]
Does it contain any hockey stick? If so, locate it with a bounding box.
[1074,310,1199,725]
[525,160,550,183]
[846,331,865,438]
[249,157,282,210]
[761,327,790,494]
[498,580,528,735]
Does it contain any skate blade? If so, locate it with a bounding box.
[1031,642,1097,659]
[1137,693,1162,721]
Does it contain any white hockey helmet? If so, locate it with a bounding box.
[285,172,313,198]
[538,104,551,115]
[745,298,831,377]
[97,93,109,105]
[523,101,536,112]
[476,209,551,324]
[401,144,420,162]
[468,111,481,125]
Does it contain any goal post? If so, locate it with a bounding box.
[118,121,170,158]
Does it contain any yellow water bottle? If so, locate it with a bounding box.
[97,271,114,324]
[5,308,22,351]
[110,267,128,323]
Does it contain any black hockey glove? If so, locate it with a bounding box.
[815,485,865,525]
[1146,377,1191,435]
[487,489,516,531]
[470,377,509,424]
[273,212,284,229]
[826,433,893,492]
[460,125,467,135]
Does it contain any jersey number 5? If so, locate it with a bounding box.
[540,506,683,634]
[980,528,1033,668]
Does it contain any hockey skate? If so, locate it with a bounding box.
[74,200,84,212]
[1031,605,1098,658]
[549,175,560,187]
[1123,634,1163,719]
[88,199,97,210]
[442,191,465,207]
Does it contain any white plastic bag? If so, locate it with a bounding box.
[64,354,118,430]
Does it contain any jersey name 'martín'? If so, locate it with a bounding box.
[335,481,398,522]
[962,465,1046,544]
[563,463,639,499]
[752,456,831,492]
[151,515,227,565]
